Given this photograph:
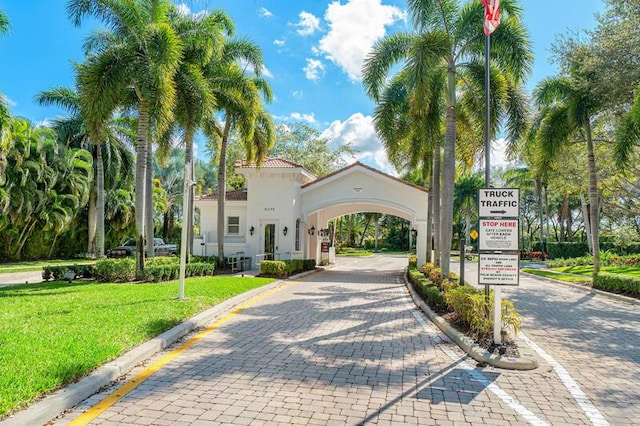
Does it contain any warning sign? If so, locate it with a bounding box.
[479,219,519,251]
[479,253,519,285]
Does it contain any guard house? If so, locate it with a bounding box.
[193,158,429,267]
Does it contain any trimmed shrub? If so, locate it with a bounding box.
[593,273,640,297]
[408,255,417,268]
[546,242,590,259]
[42,264,97,281]
[303,259,317,271]
[260,260,288,277]
[96,258,136,282]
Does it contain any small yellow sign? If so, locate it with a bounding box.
[470,230,479,240]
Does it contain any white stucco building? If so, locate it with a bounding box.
[193,158,429,268]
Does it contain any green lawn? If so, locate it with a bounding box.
[0,259,95,274]
[522,264,640,283]
[553,265,640,277]
[521,268,592,283]
[0,276,274,418]
[336,248,374,257]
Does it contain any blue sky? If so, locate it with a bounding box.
[0,0,605,173]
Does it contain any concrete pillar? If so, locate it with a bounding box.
[416,221,428,268]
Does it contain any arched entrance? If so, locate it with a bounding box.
[301,162,429,267]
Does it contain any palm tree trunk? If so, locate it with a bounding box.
[87,189,97,254]
[432,150,441,265]
[426,181,432,264]
[440,101,456,276]
[135,100,149,279]
[145,139,154,258]
[217,116,232,268]
[580,193,593,253]
[585,120,600,275]
[96,141,105,257]
[536,177,545,258]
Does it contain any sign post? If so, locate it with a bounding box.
[478,188,520,345]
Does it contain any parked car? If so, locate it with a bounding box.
[106,237,178,258]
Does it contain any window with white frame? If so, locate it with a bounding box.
[227,216,240,235]
[295,219,301,251]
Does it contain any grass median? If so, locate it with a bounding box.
[0,275,275,418]
[0,259,96,274]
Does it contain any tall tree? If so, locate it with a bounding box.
[36,87,134,256]
[204,41,275,267]
[270,122,355,176]
[362,0,531,275]
[69,0,183,277]
[533,47,603,273]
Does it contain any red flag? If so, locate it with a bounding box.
[481,0,501,36]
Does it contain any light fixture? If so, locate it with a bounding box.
[411,229,418,237]
[283,226,288,236]
[249,226,255,236]
[308,226,315,235]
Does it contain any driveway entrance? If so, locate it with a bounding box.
[52,255,625,425]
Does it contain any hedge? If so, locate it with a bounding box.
[593,272,640,297]
[259,259,317,278]
[407,264,522,339]
[42,264,97,281]
[95,258,136,282]
[143,262,215,283]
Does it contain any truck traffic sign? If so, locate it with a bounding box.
[479,188,519,218]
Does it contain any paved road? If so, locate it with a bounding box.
[0,271,43,287]
[52,255,637,425]
[452,259,640,425]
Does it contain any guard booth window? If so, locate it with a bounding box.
[295,219,301,251]
[227,216,240,235]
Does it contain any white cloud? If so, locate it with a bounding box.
[318,0,405,81]
[291,90,303,99]
[290,112,316,123]
[303,58,325,81]
[273,39,286,46]
[320,113,396,175]
[175,3,207,19]
[258,7,273,18]
[5,95,17,107]
[240,60,274,79]
[175,3,191,16]
[273,112,316,123]
[294,11,321,36]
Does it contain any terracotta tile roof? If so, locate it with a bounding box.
[302,161,427,192]
[235,157,305,169]
[196,189,247,201]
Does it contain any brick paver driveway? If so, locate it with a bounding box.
[453,259,640,425]
[59,255,636,425]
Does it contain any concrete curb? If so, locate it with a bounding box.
[1,270,317,426]
[521,271,640,306]
[403,273,538,371]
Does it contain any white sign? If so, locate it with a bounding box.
[479,219,519,251]
[479,188,519,218]
[479,253,519,286]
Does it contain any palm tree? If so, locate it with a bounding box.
[204,42,275,267]
[36,87,134,256]
[0,9,8,35]
[362,0,532,276]
[69,0,183,277]
[164,7,233,263]
[533,58,603,274]
[454,172,483,247]
[615,90,640,167]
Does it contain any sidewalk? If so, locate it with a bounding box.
[0,271,43,287]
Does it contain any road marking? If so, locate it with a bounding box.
[68,281,297,426]
[520,333,609,426]
[400,288,548,426]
